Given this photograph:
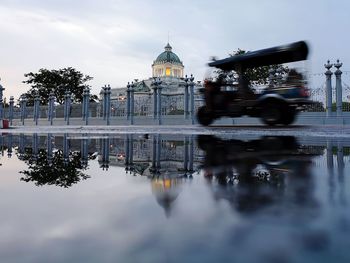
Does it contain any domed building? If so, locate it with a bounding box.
[107,42,201,117]
[152,43,184,78]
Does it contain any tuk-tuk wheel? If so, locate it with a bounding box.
[261,104,283,126]
[197,106,214,126]
[281,108,296,125]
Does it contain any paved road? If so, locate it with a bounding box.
[1,124,348,138]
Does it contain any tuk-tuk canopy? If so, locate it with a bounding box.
[208,41,309,71]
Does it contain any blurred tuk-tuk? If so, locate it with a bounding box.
[197,41,313,126]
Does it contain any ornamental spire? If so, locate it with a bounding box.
[165,42,172,52]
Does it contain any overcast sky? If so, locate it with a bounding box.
[0,0,349,99]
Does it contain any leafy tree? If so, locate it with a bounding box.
[21,67,98,106]
[217,49,289,87]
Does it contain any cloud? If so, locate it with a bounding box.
[0,0,350,99]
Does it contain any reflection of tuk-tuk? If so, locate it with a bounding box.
[197,135,320,214]
[197,41,313,126]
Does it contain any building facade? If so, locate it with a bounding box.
[108,43,201,117]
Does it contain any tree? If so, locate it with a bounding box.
[21,67,98,106]
[216,49,289,87]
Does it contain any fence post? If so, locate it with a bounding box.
[157,82,162,125]
[82,87,90,125]
[64,90,71,125]
[106,85,111,125]
[63,133,69,166]
[184,75,189,119]
[0,82,4,120]
[189,74,195,125]
[48,91,55,126]
[9,96,14,125]
[20,95,27,125]
[80,137,88,168]
[334,59,343,117]
[151,78,160,120]
[47,133,53,165]
[126,82,131,120]
[101,137,110,170]
[101,85,107,120]
[34,93,40,126]
[32,133,39,162]
[324,60,333,117]
[130,82,135,125]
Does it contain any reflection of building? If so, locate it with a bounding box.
[107,43,201,116]
[151,174,184,217]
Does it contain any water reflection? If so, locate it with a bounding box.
[1,133,350,262]
[198,135,321,216]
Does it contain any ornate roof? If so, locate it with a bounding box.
[153,43,183,65]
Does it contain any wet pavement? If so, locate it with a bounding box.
[0,132,349,263]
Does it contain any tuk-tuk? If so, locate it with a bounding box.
[196,41,313,126]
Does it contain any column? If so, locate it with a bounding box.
[334,59,343,117]
[189,74,195,125]
[157,83,162,125]
[32,133,39,162]
[106,85,111,125]
[183,136,189,176]
[82,87,90,125]
[64,90,72,125]
[7,134,12,158]
[326,140,334,203]
[130,82,135,125]
[102,85,107,120]
[184,75,189,119]
[80,136,88,168]
[324,60,333,117]
[101,138,110,170]
[20,95,27,126]
[151,78,161,120]
[63,133,69,166]
[125,134,130,172]
[0,83,4,120]
[34,94,40,126]
[48,91,55,126]
[126,82,131,120]
[47,133,53,165]
[9,96,14,125]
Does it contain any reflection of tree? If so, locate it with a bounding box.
[19,149,90,188]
